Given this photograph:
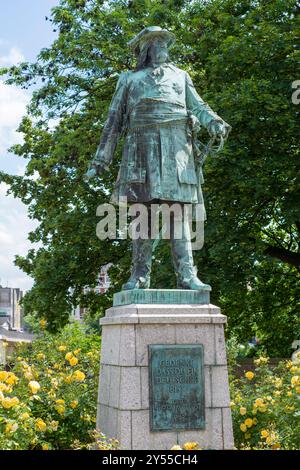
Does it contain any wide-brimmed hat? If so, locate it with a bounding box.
[128,26,175,55]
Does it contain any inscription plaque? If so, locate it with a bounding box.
[148,344,205,431]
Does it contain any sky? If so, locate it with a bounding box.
[0,0,60,291]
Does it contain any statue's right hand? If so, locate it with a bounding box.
[83,163,105,182]
[83,167,97,182]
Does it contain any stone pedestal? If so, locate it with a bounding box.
[96,290,234,450]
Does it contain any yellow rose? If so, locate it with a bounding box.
[10,396,19,406]
[70,400,78,409]
[55,405,65,415]
[1,397,14,409]
[24,370,34,381]
[171,445,182,450]
[254,398,264,408]
[42,444,49,450]
[55,398,65,405]
[254,356,269,366]
[240,423,247,432]
[183,442,199,450]
[285,405,295,412]
[39,319,47,329]
[266,436,273,446]
[5,373,18,385]
[287,391,292,397]
[5,422,18,433]
[51,378,59,388]
[272,443,281,450]
[245,418,253,428]
[21,412,30,420]
[274,378,282,388]
[58,345,67,352]
[230,401,235,409]
[274,390,281,396]
[37,353,45,361]
[65,352,73,361]
[28,380,41,394]
[296,387,300,394]
[73,349,81,355]
[261,430,269,439]
[35,418,47,432]
[72,370,85,382]
[64,375,73,384]
[50,420,59,431]
[239,407,247,416]
[291,375,300,387]
[0,371,8,381]
[0,383,9,392]
[69,357,78,367]
[1,397,19,409]
[245,371,254,380]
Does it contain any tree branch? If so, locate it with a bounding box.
[264,244,300,268]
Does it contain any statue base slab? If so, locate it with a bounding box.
[113,287,211,307]
[96,300,234,450]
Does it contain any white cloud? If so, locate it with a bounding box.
[0,45,35,292]
[0,81,30,158]
[0,183,37,291]
[0,46,24,66]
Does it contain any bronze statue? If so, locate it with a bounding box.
[85,26,231,290]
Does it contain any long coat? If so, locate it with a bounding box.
[93,63,227,211]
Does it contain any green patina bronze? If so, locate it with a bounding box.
[85,26,231,291]
[113,287,211,306]
[149,344,205,431]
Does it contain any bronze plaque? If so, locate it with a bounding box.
[148,344,205,431]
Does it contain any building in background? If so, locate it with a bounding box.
[72,264,112,322]
[0,286,23,330]
[0,285,34,365]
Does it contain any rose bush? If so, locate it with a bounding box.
[229,353,300,450]
[0,322,117,450]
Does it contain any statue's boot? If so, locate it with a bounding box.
[170,217,208,290]
[122,238,153,290]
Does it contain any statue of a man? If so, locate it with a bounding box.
[86,26,231,290]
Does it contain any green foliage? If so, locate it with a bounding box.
[186,0,300,356]
[0,323,102,449]
[0,0,299,353]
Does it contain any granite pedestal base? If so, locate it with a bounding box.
[96,296,234,450]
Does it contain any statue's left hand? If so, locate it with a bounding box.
[208,120,231,139]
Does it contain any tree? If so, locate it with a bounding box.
[1,0,299,355]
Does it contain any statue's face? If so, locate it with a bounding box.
[148,38,169,64]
